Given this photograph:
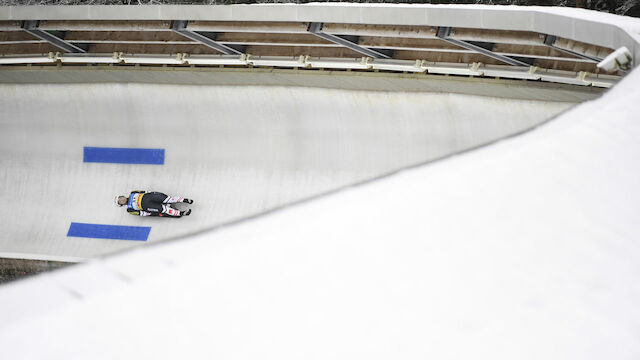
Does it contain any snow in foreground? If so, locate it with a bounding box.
[0,68,639,359]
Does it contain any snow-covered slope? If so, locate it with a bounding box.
[0,66,638,358]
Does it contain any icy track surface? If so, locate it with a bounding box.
[0,83,574,260]
[0,68,639,359]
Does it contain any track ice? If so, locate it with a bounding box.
[0,82,575,260]
[0,68,639,359]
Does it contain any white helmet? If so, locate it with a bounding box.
[115,195,126,207]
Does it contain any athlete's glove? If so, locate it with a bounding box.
[181,209,192,216]
[183,198,193,204]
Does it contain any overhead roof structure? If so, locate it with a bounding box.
[1,4,638,87]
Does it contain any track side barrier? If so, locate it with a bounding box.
[0,52,619,88]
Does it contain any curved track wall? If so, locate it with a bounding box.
[0,69,582,260]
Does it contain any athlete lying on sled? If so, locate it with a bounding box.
[115,190,193,217]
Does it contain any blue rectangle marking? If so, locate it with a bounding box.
[67,223,151,241]
[83,147,165,165]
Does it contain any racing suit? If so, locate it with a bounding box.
[126,190,186,217]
